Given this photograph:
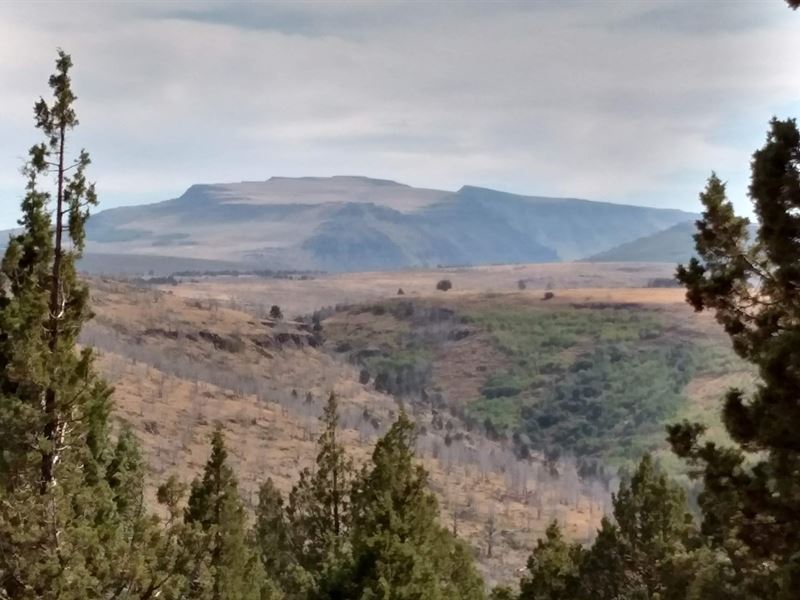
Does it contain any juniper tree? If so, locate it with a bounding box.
[674,117,800,598]
[255,477,310,598]
[514,457,699,600]
[278,391,355,598]
[518,521,582,600]
[0,49,186,599]
[573,519,626,600]
[345,411,485,600]
[184,426,264,600]
[0,47,101,495]
[287,392,354,569]
[578,455,697,600]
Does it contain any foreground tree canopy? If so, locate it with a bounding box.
[672,115,800,597]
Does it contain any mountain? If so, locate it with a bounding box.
[585,221,698,263]
[585,220,760,264]
[5,176,698,274]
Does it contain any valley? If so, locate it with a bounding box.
[83,262,753,587]
[4,9,798,596]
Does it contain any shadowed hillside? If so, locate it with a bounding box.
[585,221,697,263]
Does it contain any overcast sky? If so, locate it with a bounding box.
[1,1,799,228]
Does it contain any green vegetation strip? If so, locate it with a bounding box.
[464,307,740,464]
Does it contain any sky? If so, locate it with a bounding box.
[1,1,799,228]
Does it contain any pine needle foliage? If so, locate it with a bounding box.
[674,118,800,598]
[183,426,264,600]
[0,49,190,600]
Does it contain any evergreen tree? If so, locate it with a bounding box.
[287,392,354,570]
[107,425,146,517]
[0,49,186,600]
[0,47,102,500]
[489,586,516,600]
[578,455,697,600]
[346,411,485,600]
[255,477,309,598]
[674,117,800,598]
[518,521,581,600]
[281,392,355,597]
[256,478,291,579]
[184,426,264,600]
[575,518,627,599]
[514,456,699,600]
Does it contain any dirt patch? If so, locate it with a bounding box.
[433,331,508,408]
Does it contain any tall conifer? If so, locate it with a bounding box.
[0,49,185,600]
[674,117,800,598]
[346,412,485,600]
[287,392,354,569]
[184,426,263,600]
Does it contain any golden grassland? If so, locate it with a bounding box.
[160,261,679,315]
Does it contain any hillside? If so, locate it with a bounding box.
[80,265,754,586]
[61,176,697,273]
[155,264,751,468]
[84,276,612,587]
[585,220,698,263]
[319,291,751,470]
[586,220,764,265]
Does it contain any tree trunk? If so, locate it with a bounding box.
[40,122,66,494]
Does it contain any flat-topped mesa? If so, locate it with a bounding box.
[68,175,698,273]
[267,175,409,187]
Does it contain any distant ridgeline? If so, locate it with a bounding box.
[1,176,700,275]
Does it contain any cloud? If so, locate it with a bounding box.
[0,1,798,227]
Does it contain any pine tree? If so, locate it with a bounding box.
[255,477,309,598]
[0,49,187,600]
[489,586,516,600]
[346,411,485,600]
[275,391,355,597]
[674,117,800,598]
[287,392,354,570]
[578,455,697,600]
[574,518,627,599]
[184,426,264,600]
[518,521,581,600]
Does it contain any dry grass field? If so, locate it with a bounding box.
[161,261,679,316]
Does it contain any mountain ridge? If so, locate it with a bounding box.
[5,176,699,274]
[585,221,698,263]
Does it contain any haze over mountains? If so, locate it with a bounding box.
[6,176,698,274]
[585,221,699,264]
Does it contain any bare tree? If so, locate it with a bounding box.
[485,505,497,558]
